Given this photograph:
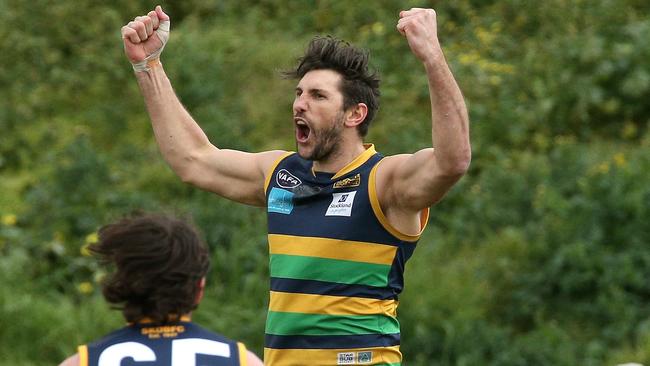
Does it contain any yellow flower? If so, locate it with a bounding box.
[371,22,385,36]
[489,75,502,86]
[476,27,496,46]
[613,153,626,168]
[85,232,98,244]
[1,214,17,226]
[77,282,94,294]
[622,122,637,139]
[80,243,91,257]
[597,162,610,174]
[459,51,480,66]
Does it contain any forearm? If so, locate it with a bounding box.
[135,62,212,178]
[423,48,471,175]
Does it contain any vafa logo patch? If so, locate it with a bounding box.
[276,169,302,189]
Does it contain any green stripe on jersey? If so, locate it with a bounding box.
[270,254,391,287]
[265,311,400,336]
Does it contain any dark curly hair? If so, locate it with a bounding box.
[284,36,381,137]
[89,213,210,324]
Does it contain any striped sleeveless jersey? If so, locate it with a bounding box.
[264,145,428,365]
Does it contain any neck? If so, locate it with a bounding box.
[312,141,366,174]
[133,313,192,324]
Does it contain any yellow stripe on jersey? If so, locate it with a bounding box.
[78,345,88,366]
[269,291,397,317]
[237,342,247,366]
[268,234,397,265]
[264,345,402,366]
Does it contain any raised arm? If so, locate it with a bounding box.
[377,8,471,219]
[121,6,285,206]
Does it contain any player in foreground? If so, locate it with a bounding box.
[58,213,263,366]
[122,5,470,365]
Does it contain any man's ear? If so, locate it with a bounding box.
[344,103,368,128]
[195,277,206,305]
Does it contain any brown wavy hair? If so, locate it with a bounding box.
[89,213,210,324]
[284,36,381,137]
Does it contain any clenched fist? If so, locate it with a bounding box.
[121,5,170,72]
[396,8,441,63]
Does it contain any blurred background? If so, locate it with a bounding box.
[1,0,649,365]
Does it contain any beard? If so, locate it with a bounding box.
[297,111,345,161]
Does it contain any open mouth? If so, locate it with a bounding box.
[295,118,311,143]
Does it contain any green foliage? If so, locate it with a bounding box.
[2,0,650,365]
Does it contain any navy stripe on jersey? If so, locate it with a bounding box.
[270,277,398,300]
[387,245,418,294]
[268,218,407,246]
[265,333,401,350]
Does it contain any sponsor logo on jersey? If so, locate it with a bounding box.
[141,325,185,339]
[268,187,294,214]
[326,191,357,217]
[357,351,373,363]
[337,352,355,365]
[333,173,361,189]
[276,169,302,189]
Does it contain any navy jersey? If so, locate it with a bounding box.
[79,317,249,366]
[263,145,429,365]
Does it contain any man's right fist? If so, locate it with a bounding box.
[121,5,170,72]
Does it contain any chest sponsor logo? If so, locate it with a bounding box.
[358,351,373,364]
[276,169,302,189]
[337,352,355,365]
[333,173,361,189]
[325,191,357,217]
[268,187,294,214]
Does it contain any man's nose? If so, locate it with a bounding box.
[293,95,307,113]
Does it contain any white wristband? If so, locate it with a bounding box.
[132,19,170,72]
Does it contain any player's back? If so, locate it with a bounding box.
[80,317,248,366]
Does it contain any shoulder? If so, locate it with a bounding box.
[58,353,79,366]
[257,150,292,165]
[246,349,264,366]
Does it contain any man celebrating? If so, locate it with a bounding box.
[58,213,263,366]
[122,6,470,365]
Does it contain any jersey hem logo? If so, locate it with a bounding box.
[337,352,355,365]
[336,351,373,365]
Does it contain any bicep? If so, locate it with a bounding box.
[378,149,463,211]
[184,146,288,206]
